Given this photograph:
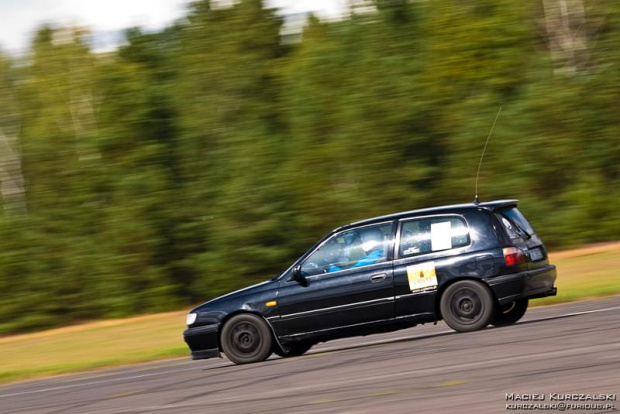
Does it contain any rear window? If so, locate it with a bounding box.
[497,207,535,238]
[399,216,470,257]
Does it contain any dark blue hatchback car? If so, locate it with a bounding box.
[183,200,557,364]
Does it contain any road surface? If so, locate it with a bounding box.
[2,297,619,413]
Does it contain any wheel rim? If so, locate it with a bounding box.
[231,322,261,355]
[450,288,483,325]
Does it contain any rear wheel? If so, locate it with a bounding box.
[221,314,272,364]
[492,298,528,326]
[440,280,494,332]
[274,342,313,358]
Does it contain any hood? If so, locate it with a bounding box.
[191,279,278,313]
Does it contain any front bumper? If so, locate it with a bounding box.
[183,324,221,360]
[484,264,557,305]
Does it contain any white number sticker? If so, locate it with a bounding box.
[431,221,452,251]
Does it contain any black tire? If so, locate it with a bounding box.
[440,280,495,332]
[273,342,313,358]
[492,298,528,326]
[221,314,272,364]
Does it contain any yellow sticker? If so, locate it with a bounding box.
[406,262,438,292]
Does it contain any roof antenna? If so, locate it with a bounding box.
[474,106,502,205]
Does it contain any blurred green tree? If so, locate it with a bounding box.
[174,0,293,297]
[0,0,619,334]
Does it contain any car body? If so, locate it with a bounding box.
[183,200,557,364]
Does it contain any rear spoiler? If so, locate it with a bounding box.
[479,199,519,211]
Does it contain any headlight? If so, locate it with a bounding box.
[186,313,197,326]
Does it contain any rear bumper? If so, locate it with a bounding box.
[528,286,557,300]
[183,324,221,360]
[484,264,557,305]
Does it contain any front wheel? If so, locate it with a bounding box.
[492,298,528,326]
[221,314,272,364]
[440,280,495,332]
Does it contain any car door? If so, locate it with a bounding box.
[276,222,396,337]
[392,215,473,318]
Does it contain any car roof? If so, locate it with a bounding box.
[337,199,519,232]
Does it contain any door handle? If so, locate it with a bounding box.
[370,273,387,282]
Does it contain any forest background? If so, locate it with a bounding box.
[0,0,618,334]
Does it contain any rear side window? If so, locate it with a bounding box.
[497,207,535,239]
[399,216,469,258]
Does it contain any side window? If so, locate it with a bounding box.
[301,223,393,276]
[399,216,469,257]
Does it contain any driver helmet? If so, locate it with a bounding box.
[359,228,383,253]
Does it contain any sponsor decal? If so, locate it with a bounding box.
[406,261,438,293]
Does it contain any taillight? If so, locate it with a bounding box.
[503,247,526,267]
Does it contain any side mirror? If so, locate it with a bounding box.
[292,265,308,286]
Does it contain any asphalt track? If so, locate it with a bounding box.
[2,297,619,414]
